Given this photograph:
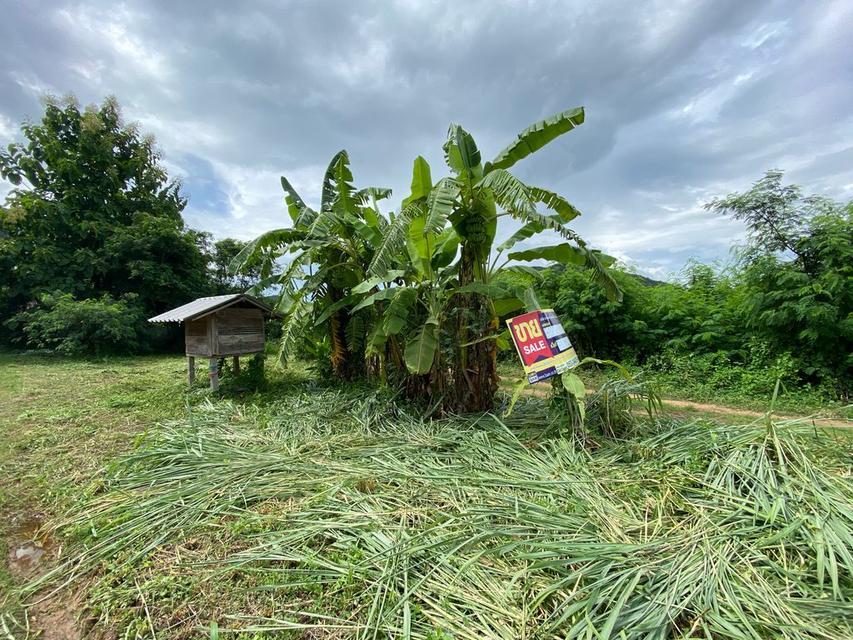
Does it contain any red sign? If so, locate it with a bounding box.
[507,309,580,384]
[507,310,553,367]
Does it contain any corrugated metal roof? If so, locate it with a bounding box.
[148,294,275,323]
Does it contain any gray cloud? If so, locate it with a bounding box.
[1,0,851,279]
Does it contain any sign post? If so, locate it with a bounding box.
[506,309,579,384]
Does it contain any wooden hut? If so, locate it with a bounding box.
[148,294,278,390]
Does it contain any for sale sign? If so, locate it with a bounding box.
[507,309,579,384]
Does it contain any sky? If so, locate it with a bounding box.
[1,0,851,280]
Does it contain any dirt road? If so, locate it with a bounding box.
[499,379,851,428]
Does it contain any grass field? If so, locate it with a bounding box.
[1,352,851,639]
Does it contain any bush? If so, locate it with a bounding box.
[644,341,840,409]
[8,292,145,356]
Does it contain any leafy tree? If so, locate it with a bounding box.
[535,264,652,359]
[233,150,392,380]
[237,108,620,411]
[707,172,851,393]
[705,169,838,271]
[541,172,851,399]
[7,292,144,355]
[207,237,261,293]
[368,107,619,411]
[0,95,209,342]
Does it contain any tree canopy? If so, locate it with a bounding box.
[0,96,253,352]
[0,96,210,320]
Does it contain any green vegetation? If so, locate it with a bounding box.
[532,172,852,404]
[1,354,850,639]
[1,97,850,639]
[6,292,145,356]
[0,96,257,354]
[237,107,617,413]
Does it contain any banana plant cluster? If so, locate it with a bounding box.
[231,150,392,379]
[233,106,620,411]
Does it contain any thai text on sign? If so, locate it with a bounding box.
[506,309,579,384]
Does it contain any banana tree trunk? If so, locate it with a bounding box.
[452,245,499,412]
[328,286,361,380]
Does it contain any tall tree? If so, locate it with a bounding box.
[706,171,852,393]
[235,108,620,411]
[233,150,392,379]
[705,169,838,272]
[207,237,261,293]
[0,95,208,328]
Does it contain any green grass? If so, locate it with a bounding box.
[2,352,851,639]
[497,359,852,421]
[0,350,309,629]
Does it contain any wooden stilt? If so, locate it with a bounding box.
[209,357,219,391]
[233,356,240,376]
[187,356,196,386]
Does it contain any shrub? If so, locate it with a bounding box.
[8,292,145,356]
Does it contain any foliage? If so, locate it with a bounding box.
[235,107,619,411]
[6,292,145,356]
[705,172,852,393]
[0,95,210,345]
[25,387,853,639]
[205,237,261,294]
[705,169,839,264]
[533,173,852,400]
[548,359,662,440]
[733,219,852,391]
[216,352,268,392]
[232,150,393,380]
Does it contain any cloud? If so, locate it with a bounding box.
[0,0,851,279]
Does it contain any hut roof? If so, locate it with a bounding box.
[148,293,277,323]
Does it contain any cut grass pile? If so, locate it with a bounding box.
[24,387,853,639]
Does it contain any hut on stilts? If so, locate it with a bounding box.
[148,293,278,390]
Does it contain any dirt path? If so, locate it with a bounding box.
[499,380,851,428]
[658,398,850,428]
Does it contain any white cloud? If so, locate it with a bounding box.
[186,161,327,241]
[0,0,850,277]
[742,21,789,49]
[0,113,15,141]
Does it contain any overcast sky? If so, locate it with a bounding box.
[1,0,851,279]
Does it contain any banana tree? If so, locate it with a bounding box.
[231,150,391,379]
[369,107,620,411]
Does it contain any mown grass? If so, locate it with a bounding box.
[18,391,853,637]
[0,350,307,628]
[2,353,852,639]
